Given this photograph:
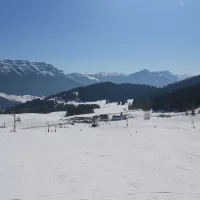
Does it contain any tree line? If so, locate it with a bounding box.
[1,99,100,116]
[127,83,200,112]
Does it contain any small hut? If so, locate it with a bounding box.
[112,112,126,121]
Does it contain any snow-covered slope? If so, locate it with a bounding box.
[67,70,189,87]
[0,93,44,110]
[0,59,80,96]
[0,93,43,103]
[0,103,200,200]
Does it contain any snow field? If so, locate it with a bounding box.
[0,105,200,200]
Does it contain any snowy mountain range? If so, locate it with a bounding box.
[66,70,190,87]
[0,59,80,96]
[0,59,191,97]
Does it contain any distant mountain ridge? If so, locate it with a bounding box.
[3,73,200,112]
[66,72,127,85]
[0,59,80,96]
[0,59,62,76]
[66,69,189,87]
[0,59,191,97]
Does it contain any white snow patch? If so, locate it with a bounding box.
[0,93,43,103]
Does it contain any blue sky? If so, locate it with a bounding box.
[0,0,199,74]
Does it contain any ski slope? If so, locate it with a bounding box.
[0,104,200,200]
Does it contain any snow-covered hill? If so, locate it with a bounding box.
[0,93,44,110]
[0,93,43,103]
[66,70,189,87]
[0,103,200,200]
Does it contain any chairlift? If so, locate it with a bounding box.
[16,114,21,122]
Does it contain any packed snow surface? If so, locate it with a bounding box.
[0,103,200,200]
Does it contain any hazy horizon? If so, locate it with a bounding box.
[1,0,199,74]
